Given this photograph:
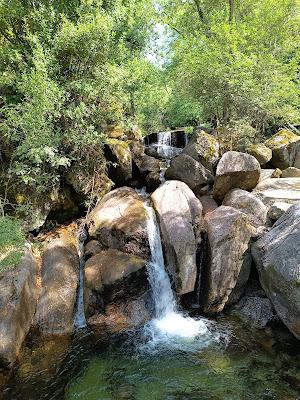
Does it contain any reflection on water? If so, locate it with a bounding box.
[2,317,300,400]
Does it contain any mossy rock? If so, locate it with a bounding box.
[264,130,300,170]
[247,143,272,165]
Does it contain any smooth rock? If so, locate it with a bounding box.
[0,249,38,367]
[203,206,256,313]
[84,249,147,316]
[282,167,300,178]
[151,180,203,295]
[253,178,300,207]
[182,130,219,171]
[213,151,261,201]
[252,203,300,339]
[88,187,149,259]
[268,201,292,221]
[223,188,267,227]
[264,129,300,169]
[165,153,214,190]
[247,143,272,165]
[35,225,79,336]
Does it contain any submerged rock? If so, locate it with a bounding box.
[182,130,219,171]
[264,129,300,169]
[35,225,79,336]
[203,206,256,313]
[252,203,300,339]
[213,151,261,201]
[253,178,300,207]
[165,153,213,190]
[84,248,148,316]
[223,189,267,228]
[151,180,203,295]
[247,143,272,166]
[0,249,38,367]
[88,187,150,259]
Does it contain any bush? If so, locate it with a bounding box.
[0,217,25,273]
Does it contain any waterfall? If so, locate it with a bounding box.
[144,205,210,342]
[74,223,87,329]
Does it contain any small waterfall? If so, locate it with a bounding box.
[74,223,87,329]
[144,205,211,342]
[155,131,181,159]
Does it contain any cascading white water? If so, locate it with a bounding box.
[74,224,87,329]
[144,205,212,343]
[155,131,182,159]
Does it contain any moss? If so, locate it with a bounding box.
[264,130,300,150]
[0,216,25,273]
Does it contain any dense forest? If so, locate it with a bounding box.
[0,0,300,264]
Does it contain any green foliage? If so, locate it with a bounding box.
[0,216,25,272]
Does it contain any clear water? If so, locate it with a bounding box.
[2,319,300,400]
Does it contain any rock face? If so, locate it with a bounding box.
[267,201,292,221]
[213,151,261,201]
[203,206,255,313]
[252,203,300,339]
[0,249,38,367]
[247,143,272,165]
[88,187,150,259]
[223,189,267,228]
[105,139,133,183]
[151,180,203,295]
[35,226,79,336]
[253,178,300,207]
[230,297,275,329]
[165,153,213,190]
[264,130,300,169]
[282,167,300,178]
[84,249,148,316]
[182,130,219,171]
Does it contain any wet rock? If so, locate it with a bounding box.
[252,203,300,339]
[84,240,103,260]
[165,153,214,190]
[199,195,218,216]
[264,129,300,169]
[35,225,79,336]
[182,130,219,171]
[268,201,292,221]
[0,249,38,367]
[282,167,300,178]
[84,249,148,315]
[230,296,275,329]
[145,146,163,159]
[223,189,267,228]
[87,187,150,259]
[253,178,300,207]
[145,171,161,192]
[88,292,152,333]
[203,206,256,313]
[247,143,272,165]
[213,151,261,202]
[151,180,203,295]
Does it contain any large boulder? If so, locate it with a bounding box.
[253,178,300,207]
[35,225,79,336]
[182,130,219,171]
[134,154,160,176]
[264,129,300,169]
[87,187,149,259]
[151,180,203,295]
[165,153,214,190]
[0,249,38,367]
[84,248,148,317]
[247,143,272,166]
[213,151,261,202]
[202,206,256,313]
[252,203,300,339]
[105,139,133,183]
[223,189,267,228]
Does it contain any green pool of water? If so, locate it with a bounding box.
[2,317,300,400]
